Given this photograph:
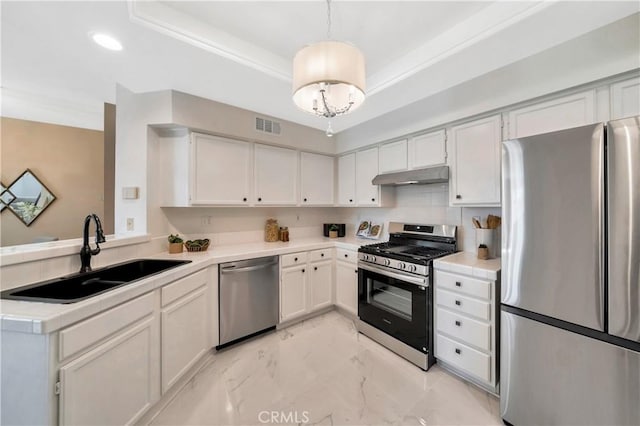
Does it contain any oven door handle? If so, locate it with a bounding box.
[358,262,428,287]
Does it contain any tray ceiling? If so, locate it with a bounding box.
[2,1,638,133]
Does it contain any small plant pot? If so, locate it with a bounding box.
[329,230,338,238]
[168,242,183,254]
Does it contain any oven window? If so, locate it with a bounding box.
[368,278,412,321]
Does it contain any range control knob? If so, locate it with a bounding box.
[370,256,376,263]
[399,262,406,270]
[408,265,417,273]
[383,259,391,266]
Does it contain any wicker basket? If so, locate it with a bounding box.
[184,239,210,252]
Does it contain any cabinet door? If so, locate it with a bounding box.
[280,266,307,321]
[191,133,252,205]
[408,130,446,169]
[161,286,208,394]
[450,115,501,206]
[254,144,298,205]
[508,90,596,139]
[335,261,358,316]
[337,153,356,206]
[356,147,380,206]
[300,152,334,205]
[611,77,640,120]
[59,317,159,426]
[379,139,408,173]
[309,261,332,311]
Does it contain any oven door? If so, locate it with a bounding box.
[358,262,429,353]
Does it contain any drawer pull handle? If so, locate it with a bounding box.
[455,281,462,287]
[314,267,318,271]
[258,197,262,202]
[455,348,461,355]
[455,300,461,306]
[349,199,353,203]
[456,195,462,199]
[302,269,305,273]
[242,197,247,202]
[371,198,375,202]
[455,320,461,327]
[321,253,324,257]
[354,270,358,274]
[294,257,298,262]
[345,254,348,258]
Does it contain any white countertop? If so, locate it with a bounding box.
[0,236,368,335]
[433,252,501,280]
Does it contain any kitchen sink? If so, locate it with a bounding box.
[0,259,191,304]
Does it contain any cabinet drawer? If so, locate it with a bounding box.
[436,333,491,383]
[336,248,357,264]
[309,249,332,262]
[59,292,154,361]
[436,308,491,352]
[436,270,491,300]
[436,289,491,321]
[281,252,308,268]
[161,269,208,307]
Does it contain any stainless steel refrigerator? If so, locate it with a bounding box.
[501,116,640,425]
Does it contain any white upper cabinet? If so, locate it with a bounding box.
[356,147,380,206]
[450,115,502,206]
[300,152,334,205]
[254,144,298,205]
[191,133,252,205]
[337,153,356,206]
[408,130,446,169]
[508,90,596,139]
[611,77,640,120]
[379,139,408,173]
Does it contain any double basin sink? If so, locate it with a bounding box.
[1,259,191,304]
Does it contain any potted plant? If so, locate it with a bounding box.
[168,234,184,253]
[329,224,339,239]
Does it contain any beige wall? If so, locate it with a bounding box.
[1,117,104,246]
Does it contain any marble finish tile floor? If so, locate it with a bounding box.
[152,311,501,426]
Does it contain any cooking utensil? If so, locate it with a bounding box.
[472,217,483,229]
[487,215,502,229]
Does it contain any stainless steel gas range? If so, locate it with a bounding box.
[357,222,457,370]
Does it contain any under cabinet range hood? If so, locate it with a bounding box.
[372,165,449,186]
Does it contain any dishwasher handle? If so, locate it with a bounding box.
[220,260,278,274]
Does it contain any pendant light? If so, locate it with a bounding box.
[292,0,366,136]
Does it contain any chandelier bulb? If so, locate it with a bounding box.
[326,121,334,138]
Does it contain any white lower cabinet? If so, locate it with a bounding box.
[161,269,211,393]
[310,261,332,311]
[59,311,159,426]
[434,269,499,393]
[280,249,334,322]
[335,248,358,316]
[280,266,308,321]
[56,267,216,425]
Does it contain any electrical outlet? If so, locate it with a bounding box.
[126,218,134,231]
[201,216,212,225]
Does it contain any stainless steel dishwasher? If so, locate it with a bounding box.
[218,256,279,347]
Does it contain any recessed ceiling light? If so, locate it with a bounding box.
[90,32,123,51]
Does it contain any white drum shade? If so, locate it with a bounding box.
[292,41,366,115]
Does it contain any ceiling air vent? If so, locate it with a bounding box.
[255,117,281,136]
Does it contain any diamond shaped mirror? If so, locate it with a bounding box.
[0,183,16,212]
[6,170,56,226]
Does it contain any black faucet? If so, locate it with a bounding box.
[80,214,106,273]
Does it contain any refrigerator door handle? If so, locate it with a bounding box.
[607,116,640,342]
